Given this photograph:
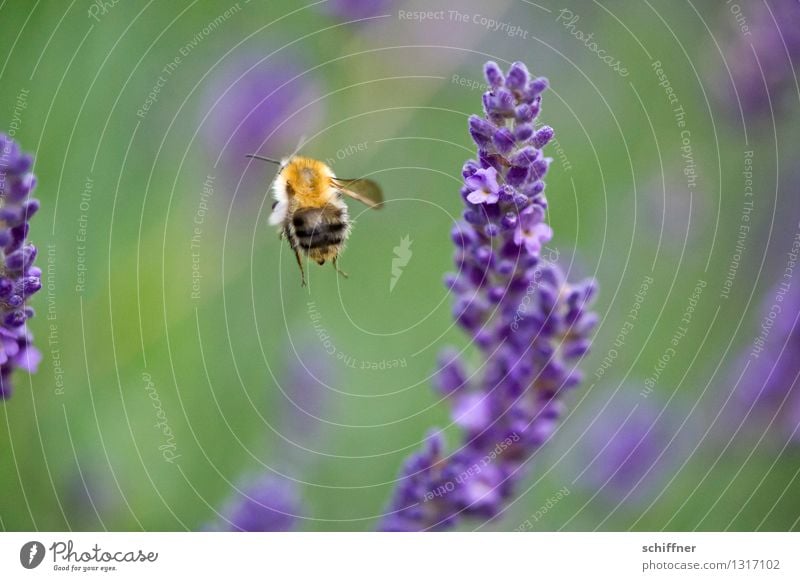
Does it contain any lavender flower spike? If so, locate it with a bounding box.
[380,61,597,531]
[0,135,42,400]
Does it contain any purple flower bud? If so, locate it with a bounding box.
[529,97,541,118]
[496,259,515,276]
[451,224,473,247]
[434,348,469,395]
[15,276,41,297]
[505,62,530,91]
[478,150,502,173]
[513,193,531,208]
[514,123,534,141]
[564,339,591,358]
[5,245,36,272]
[463,209,485,225]
[22,198,39,219]
[515,104,535,123]
[474,330,494,350]
[4,310,25,327]
[484,223,500,237]
[510,146,539,167]
[492,128,515,154]
[0,208,20,224]
[12,154,32,174]
[529,77,549,96]
[523,180,546,198]
[531,158,551,180]
[453,297,485,330]
[453,393,492,433]
[484,89,515,117]
[533,126,555,148]
[15,173,36,197]
[506,165,530,187]
[488,286,506,303]
[8,223,29,251]
[462,159,480,179]
[469,115,495,148]
[484,61,505,88]
[475,245,494,267]
[499,185,516,200]
[502,212,518,230]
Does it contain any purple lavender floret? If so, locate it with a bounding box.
[213,474,303,532]
[0,135,42,400]
[380,62,597,531]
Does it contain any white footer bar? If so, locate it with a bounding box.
[0,532,796,580]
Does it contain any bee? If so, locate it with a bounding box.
[247,154,383,286]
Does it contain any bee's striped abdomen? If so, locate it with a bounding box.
[293,218,346,250]
[287,206,350,264]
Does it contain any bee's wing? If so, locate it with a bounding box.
[332,178,384,209]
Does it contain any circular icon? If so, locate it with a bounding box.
[19,541,45,569]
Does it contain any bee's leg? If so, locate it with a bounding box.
[332,257,349,279]
[293,248,307,287]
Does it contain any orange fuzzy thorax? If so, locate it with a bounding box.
[282,156,335,208]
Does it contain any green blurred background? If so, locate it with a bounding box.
[1,0,799,531]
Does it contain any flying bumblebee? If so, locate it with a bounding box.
[247,154,383,286]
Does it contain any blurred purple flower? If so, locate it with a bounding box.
[578,393,669,502]
[200,55,323,193]
[213,474,303,532]
[732,281,800,442]
[0,134,42,400]
[322,0,394,22]
[380,61,597,531]
[718,0,800,120]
